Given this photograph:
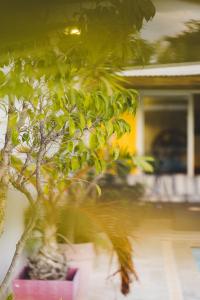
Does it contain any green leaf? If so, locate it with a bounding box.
[11,129,19,146]
[89,133,98,150]
[79,113,86,129]
[133,156,154,173]
[105,121,113,136]
[97,134,105,147]
[9,113,18,127]
[38,114,45,121]
[43,184,49,194]
[22,132,30,143]
[94,158,102,173]
[67,141,74,152]
[58,180,66,191]
[87,119,92,128]
[71,156,80,171]
[69,118,75,136]
[20,82,34,98]
[83,95,90,109]
[80,151,88,165]
[95,184,102,196]
[113,148,120,160]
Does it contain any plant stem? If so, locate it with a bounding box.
[0,211,37,298]
[0,182,8,236]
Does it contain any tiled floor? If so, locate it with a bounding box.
[88,217,200,300]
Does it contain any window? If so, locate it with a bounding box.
[143,96,187,174]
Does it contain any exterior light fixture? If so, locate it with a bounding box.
[64,27,81,36]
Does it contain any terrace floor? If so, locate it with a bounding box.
[89,203,200,300]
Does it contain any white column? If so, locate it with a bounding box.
[187,94,194,177]
[136,93,144,156]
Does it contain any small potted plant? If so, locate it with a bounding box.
[13,267,79,300]
[13,175,81,300]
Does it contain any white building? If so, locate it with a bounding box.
[120,62,200,202]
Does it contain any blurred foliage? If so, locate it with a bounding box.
[0,0,155,68]
[95,152,152,204]
[156,20,200,63]
[101,183,145,202]
[97,151,154,184]
[0,0,155,41]
[122,18,200,65]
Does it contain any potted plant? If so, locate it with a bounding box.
[24,175,139,299]
[0,1,156,298]
[0,55,140,300]
[0,51,138,299]
[13,267,79,300]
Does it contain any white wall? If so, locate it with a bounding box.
[0,189,28,284]
[0,104,29,288]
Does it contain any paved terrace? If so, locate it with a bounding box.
[89,203,200,300]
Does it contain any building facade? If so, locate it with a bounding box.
[119,63,200,202]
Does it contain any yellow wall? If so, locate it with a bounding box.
[115,113,137,154]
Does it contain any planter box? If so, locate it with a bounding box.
[60,243,94,300]
[13,267,79,300]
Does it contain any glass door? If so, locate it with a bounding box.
[143,96,188,174]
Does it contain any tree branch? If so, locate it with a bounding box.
[10,177,34,207]
[16,152,32,184]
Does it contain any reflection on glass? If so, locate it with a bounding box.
[141,0,200,64]
[144,96,187,174]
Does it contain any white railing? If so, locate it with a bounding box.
[127,174,200,202]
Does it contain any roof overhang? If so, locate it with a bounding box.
[119,63,200,89]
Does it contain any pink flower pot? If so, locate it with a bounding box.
[13,267,79,300]
[60,243,94,300]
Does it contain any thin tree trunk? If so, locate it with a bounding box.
[0,182,8,236]
[0,214,37,299]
